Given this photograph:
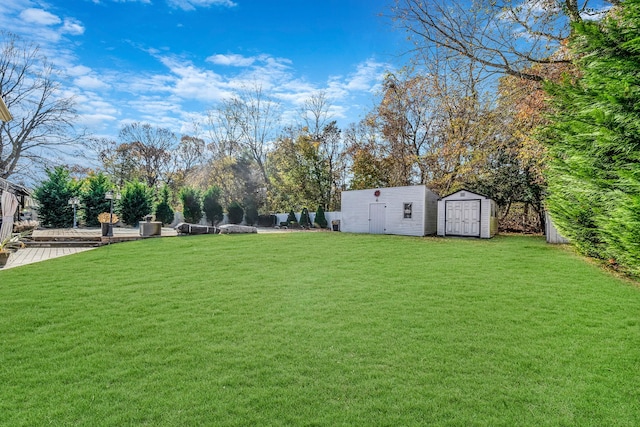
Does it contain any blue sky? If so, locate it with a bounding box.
[1,0,410,140]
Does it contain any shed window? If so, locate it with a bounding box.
[403,203,412,219]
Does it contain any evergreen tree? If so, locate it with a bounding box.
[81,172,113,227]
[299,207,311,228]
[202,186,224,226]
[155,185,174,225]
[119,180,153,226]
[287,209,297,224]
[33,166,81,228]
[542,0,640,274]
[314,205,328,228]
[244,204,259,226]
[180,187,202,224]
[227,201,244,224]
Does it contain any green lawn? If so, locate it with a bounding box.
[0,233,638,426]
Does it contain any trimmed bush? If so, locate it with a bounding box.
[257,215,277,227]
[202,186,224,226]
[120,181,153,226]
[180,187,202,224]
[314,205,328,228]
[80,172,113,227]
[299,207,311,228]
[287,210,298,224]
[244,205,259,226]
[33,166,81,228]
[227,201,244,224]
[155,185,174,225]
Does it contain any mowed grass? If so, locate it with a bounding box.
[0,233,638,426]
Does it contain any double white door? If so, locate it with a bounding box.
[445,200,480,237]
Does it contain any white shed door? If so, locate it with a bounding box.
[445,200,480,237]
[369,203,386,234]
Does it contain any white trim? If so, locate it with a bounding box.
[0,96,12,122]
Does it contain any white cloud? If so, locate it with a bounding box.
[67,65,93,77]
[207,53,256,67]
[167,0,237,12]
[157,56,234,102]
[344,59,387,92]
[19,8,61,26]
[62,18,85,35]
[75,75,109,90]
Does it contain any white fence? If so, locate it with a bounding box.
[171,211,342,229]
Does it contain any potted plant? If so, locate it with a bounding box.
[0,233,27,268]
[98,212,119,237]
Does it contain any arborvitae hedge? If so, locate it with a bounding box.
[542,0,640,276]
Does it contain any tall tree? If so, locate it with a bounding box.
[392,0,615,82]
[542,0,640,274]
[118,122,178,189]
[268,133,330,212]
[344,117,393,190]
[0,32,81,180]
[206,84,281,188]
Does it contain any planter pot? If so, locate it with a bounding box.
[0,251,10,268]
[101,222,112,237]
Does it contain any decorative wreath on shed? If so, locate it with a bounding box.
[374,190,381,197]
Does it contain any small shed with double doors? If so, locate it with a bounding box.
[437,189,497,239]
[340,185,439,236]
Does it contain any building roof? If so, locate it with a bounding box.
[0,96,12,122]
[440,188,490,200]
[0,177,30,198]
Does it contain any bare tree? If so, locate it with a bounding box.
[392,0,615,81]
[0,32,81,179]
[204,101,242,160]
[118,122,178,188]
[299,91,332,140]
[203,84,281,190]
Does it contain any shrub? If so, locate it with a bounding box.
[202,186,224,226]
[155,185,174,225]
[180,187,202,224]
[299,207,311,228]
[257,215,277,227]
[119,181,153,226]
[314,205,328,228]
[244,205,259,226]
[227,201,244,224]
[287,210,298,224]
[81,172,113,227]
[33,166,81,228]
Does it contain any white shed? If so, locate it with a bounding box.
[437,189,498,239]
[341,185,439,236]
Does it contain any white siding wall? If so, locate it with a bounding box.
[341,185,438,237]
[341,188,375,234]
[480,199,491,238]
